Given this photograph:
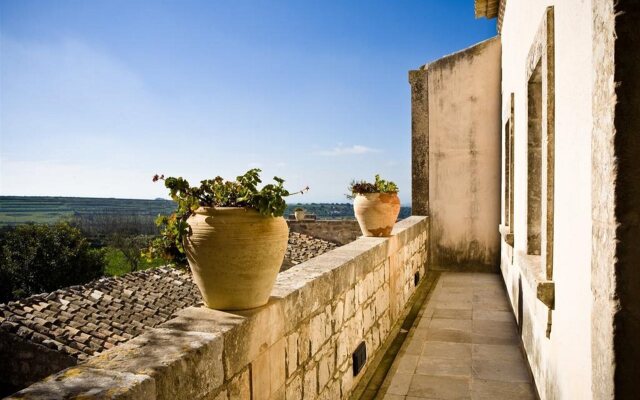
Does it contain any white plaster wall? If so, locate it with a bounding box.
[500,0,593,398]
[426,37,502,270]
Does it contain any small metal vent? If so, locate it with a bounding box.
[352,341,367,376]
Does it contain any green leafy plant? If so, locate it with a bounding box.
[147,168,308,263]
[347,174,399,199]
[0,223,106,302]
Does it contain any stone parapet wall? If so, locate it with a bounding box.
[8,216,428,400]
[287,220,362,246]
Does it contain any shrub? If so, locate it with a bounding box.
[347,174,399,199]
[0,223,106,303]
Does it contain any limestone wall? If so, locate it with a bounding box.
[498,1,595,399]
[8,216,428,400]
[287,220,362,246]
[410,37,501,272]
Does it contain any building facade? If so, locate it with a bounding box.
[411,1,639,398]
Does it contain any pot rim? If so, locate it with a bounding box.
[193,206,263,215]
[353,192,399,197]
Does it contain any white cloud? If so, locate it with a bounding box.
[316,144,381,156]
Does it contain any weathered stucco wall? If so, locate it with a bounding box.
[8,217,429,400]
[287,220,361,246]
[498,1,595,399]
[410,37,501,272]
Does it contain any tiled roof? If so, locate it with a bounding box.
[0,267,199,361]
[284,232,338,267]
[0,232,337,361]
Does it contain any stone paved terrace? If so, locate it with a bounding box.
[378,272,537,399]
[0,231,337,394]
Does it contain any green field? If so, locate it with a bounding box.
[0,196,412,226]
[0,196,176,226]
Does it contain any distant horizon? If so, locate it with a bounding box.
[0,194,413,207]
[0,1,495,204]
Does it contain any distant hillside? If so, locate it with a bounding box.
[0,196,411,226]
[0,196,176,226]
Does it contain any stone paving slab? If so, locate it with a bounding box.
[379,272,537,400]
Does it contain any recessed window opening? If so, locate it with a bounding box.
[527,62,543,256]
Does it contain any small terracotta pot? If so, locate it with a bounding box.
[184,207,288,310]
[294,210,305,221]
[353,193,401,237]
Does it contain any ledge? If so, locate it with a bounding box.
[515,251,555,310]
[9,217,430,400]
[498,224,514,247]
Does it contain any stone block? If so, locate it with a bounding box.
[223,301,285,377]
[343,289,356,320]
[339,366,353,398]
[309,312,329,356]
[209,389,227,400]
[270,338,287,394]
[285,373,302,400]
[85,328,223,399]
[6,366,155,400]
[362,303,374,333]
[335,328,350,368]
[355,281,367,307]
[303,364,318,400]
[297,323,311,365]
[318,379,341,400]
[316,345,335,391]
[251,350,271,400]
[286,332,299,377]
[274,269,334,333]
[332,300,344,334]
[227,368,250,400]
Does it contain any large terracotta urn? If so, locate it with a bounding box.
[353,193,401,237]
[184,207,289,310]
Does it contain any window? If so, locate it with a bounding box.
[527,63,543,256]
[503,93,515,246]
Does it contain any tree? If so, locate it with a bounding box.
[0,223,105,303]
[107,234,151,272]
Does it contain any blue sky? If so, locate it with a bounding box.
[0,0,495,204]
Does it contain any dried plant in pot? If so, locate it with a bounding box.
[294,207,306,221]
[348,175,400,237]
[149,169,308,310]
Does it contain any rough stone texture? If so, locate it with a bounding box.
[287,220,361,246]
[410,36,501,272]
[8,217,428,400]
[0,232,338,395]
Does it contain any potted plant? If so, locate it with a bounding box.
[150,169,308,310]
[348,174,400,237]
[294,207,306,221]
